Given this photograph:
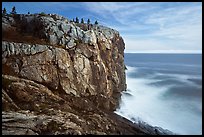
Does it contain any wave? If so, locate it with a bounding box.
[116,65,202,135]
[126,65,138,73]
[126,65,202,88]
[152,73,202,88]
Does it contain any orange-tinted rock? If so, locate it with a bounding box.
[2,13,173,135]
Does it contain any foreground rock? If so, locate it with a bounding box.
[2,13,173,135]
[2,74,174,135]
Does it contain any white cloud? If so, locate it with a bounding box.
[124,34,202,53]
[84,2,202,53]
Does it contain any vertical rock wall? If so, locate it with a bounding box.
[2,13,126,111]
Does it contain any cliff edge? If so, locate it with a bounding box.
[2,13,173,135]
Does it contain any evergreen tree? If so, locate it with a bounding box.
[11,6,16,14]
[72,18,75,22]
[87,19,90,24]
[81,18,84,23]
[95,20,98,25]
[2,8,7,15]
[76,17,79,23]
[39,12,46,16]
[28,12,30,14]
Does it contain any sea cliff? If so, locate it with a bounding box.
[2,13,173,135]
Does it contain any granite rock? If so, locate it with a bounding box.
[2,13,174,135]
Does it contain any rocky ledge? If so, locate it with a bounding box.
[2,13,173,135]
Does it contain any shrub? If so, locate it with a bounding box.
[39,12,47,16]
[95,20,98,25]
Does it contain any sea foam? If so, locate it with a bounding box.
[115,65,202,135]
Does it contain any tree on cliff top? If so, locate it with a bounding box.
[10,6,16,14]
[76,17,79,23]
[95,20,98,25]
[81,18,84,23]
[87,19,90,24]
[2,8,7,15]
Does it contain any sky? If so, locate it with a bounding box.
[2,2,202,53]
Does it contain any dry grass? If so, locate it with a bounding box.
[2,27,49,45]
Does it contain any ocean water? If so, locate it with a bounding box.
[115,53,202,135]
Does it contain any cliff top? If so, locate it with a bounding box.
[2,13,120,49]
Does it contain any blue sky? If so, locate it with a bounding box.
[2,2,202,53]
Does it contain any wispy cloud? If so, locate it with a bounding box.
[2,2,202,53]
[84,2,202,53]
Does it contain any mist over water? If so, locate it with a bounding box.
[115,53,202,135]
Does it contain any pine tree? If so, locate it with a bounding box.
[76,17,79,23]
[87,19,90,24]
[11,6,16,14]
[2,8,7,15]
[81,18,84,23]
[95,20,98,25]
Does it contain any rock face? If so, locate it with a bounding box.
[2,13,126,111]
[2,13,173,135]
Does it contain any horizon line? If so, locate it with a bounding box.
[124,50,202,54]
